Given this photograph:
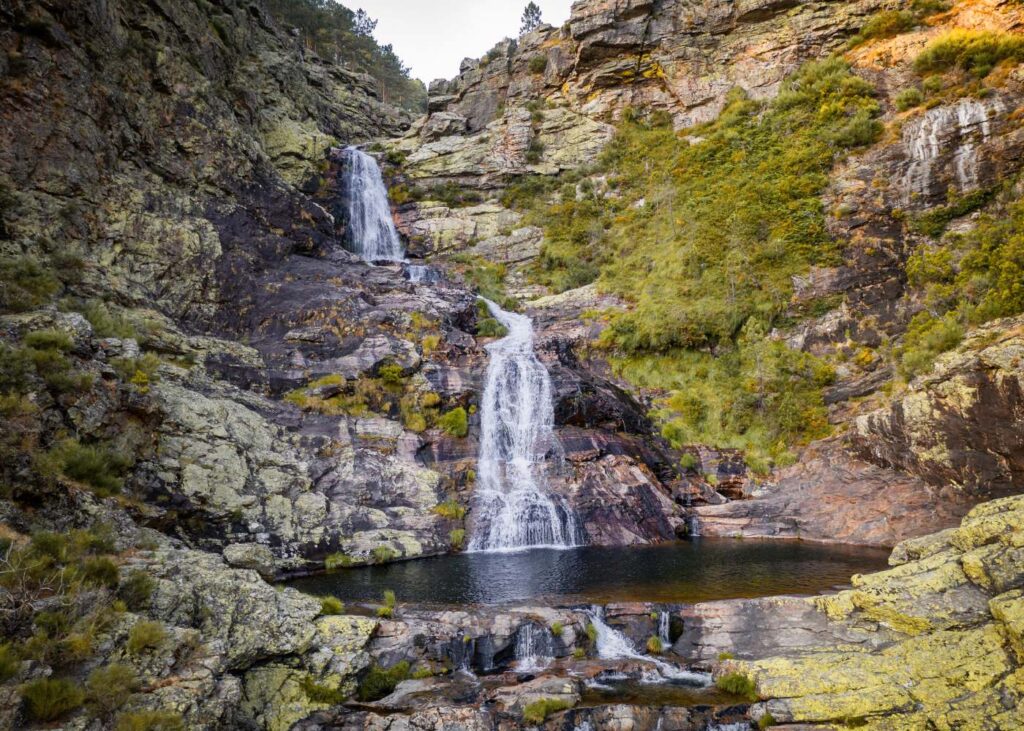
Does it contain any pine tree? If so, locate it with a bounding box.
[520,2,542,34]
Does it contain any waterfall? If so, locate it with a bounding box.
[467,299,580,552]
[658,611,671,644]
[405,263,437,284]
[586,607,710,686]
[514,622,555,672]
[342,146,404,262]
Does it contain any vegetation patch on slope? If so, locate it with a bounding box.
[513,58,883,466]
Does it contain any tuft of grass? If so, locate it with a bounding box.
[895,87,924,111]
[448,528,466,550]
[127,620,167,655]
[0,256,61,312]
[717,651,735,661]
[356,661,410,702]
[528,55,548,74]
[758,712,778,729]
[20,677,86,722]
[522,697,572,724]
[0,643,19,682]
[324,551,353,571]
[646,636,664,654]
[371,546,399,564]
[118,570,155,611]
[550,621,564,637]
[716,671,757,701]
[376,588,397,618]
[83,556,120,588]
[86,664,138,716]
[320,596,345,615]
[53,439,133,497]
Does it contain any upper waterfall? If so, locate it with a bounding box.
[468,299,581,552]
[342,146,404,262]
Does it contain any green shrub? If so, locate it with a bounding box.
[80,301,138,339]
[679,453,699,471]
[127,620,167,655]
[572,647,586,659]
[118,570,155,610]
[528,55,548,74]
[114,710,185,731]
[0,256,60,312]
[20,677,86,722]
[859,10,917,41]
[717,651,736,661]
[899,311,964,378]
[54,439,132,496]
[437,407,468,438]
[376,362,405,387]
[433,499,467,520]
[895,87,924,111]
[522,697,572,724]
[0,643,19,682]
[914,30,1024,78]
[320,596,345,615]
[550,621,564,637]
[476,316,509,338]
[716,671,757,700]
[24,329,72,351]
[646,636,664,654]
[356,661,410,702]
[83,556,120,588]
[87,664,138,715]
[585,623,598,645]
[758,712,777,729]
[411,665,435,679]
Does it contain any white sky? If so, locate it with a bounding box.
[353,0,576,83]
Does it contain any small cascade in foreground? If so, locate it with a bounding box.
[342,146,404,262]
[658,610,671,645]
[587,607,710,686]
[467,298,581,552]
[514,622,556,672]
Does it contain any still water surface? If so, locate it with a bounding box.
[288,538,889,606]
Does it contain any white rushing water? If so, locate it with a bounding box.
[658,610,671,644]
[343,146,404,262]
[467,299,580,552]
[514,623,555,672]
[587,607,711,686]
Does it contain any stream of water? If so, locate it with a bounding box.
[468,298,581,552]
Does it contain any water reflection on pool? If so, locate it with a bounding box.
[287,538,889,606]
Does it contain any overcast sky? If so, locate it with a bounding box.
[353,0,576,83]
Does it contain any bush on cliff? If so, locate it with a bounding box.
[20,677,85,722]
[914,30,1024,78]
[900,190,1024,376]
[437,407,469,438]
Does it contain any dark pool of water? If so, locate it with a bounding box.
[287,538,889,606]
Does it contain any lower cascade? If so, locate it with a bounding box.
[342,146,404,262]
[514,622,556,672]
[468,299,581,551]
[587,607,711,686]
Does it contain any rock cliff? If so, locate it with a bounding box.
[1,0,1024,728]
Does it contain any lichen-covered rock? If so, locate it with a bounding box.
[853,317,1024,500]
[680,493,1024,729]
